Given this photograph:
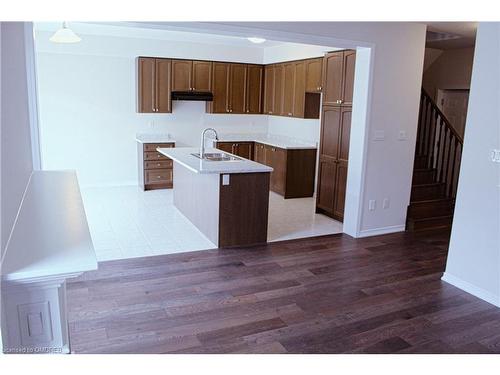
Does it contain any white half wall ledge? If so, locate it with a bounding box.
[442,273,500,308]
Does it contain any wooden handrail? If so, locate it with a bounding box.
[416,88,464,200]
[421,88,464,145]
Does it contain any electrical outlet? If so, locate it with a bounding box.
[398,131,408,141]
[369,200,376,211]
[383,198,390,209]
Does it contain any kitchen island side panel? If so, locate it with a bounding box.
[218,172,271,248]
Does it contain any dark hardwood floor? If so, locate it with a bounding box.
[67,231,500,354]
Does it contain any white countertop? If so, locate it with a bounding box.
[1,171,98,282]
[158,147,273,174]
[136,133,176,144]
[214,133,317,150]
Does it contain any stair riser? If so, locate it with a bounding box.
[408,201,454,219]
[411,185,445,201]
[413,170,436,184]
[414,156,428,169]
[407,216,453,231]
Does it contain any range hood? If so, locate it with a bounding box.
[171,91,213,101]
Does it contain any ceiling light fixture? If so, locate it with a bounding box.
[50,22,82,44]
[247,37,266,44]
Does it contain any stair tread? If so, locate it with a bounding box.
[412,182,445,187]
[409,198,454,204]
[407,214,453,222]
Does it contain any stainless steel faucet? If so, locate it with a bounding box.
[200,128,219,159]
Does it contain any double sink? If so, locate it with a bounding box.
[191,152,242,162]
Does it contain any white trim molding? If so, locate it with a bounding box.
[442,272,500,308]
[356,224,406,238]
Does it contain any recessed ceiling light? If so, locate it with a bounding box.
[50,22,82,44]
[247,37,266,44]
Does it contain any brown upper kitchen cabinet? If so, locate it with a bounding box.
[137,57,172,113]
[228,63,247,114]
[206,62,230,113]
[273,64,285,116]
[245,65,263,114]
[322,50,356,106]
[263,65,275,115]
[207,63,263,114]
[172,59,212,92]
[305,57,323,93]
[282,62,295,117]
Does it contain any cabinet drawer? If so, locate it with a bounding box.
[144,160,172,170]
[145,169,172,184]
[143,143,174,152]
[144,151,168,160]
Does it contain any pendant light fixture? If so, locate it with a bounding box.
[50,22,82,44]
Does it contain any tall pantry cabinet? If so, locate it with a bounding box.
[316,50,356,222]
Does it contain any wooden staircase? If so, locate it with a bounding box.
[406,89,464,232]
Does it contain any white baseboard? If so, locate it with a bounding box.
[442,272,500,307]
[356,224,406,238]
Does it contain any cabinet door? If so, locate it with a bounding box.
[245,65,263,114]
[192,61,212,92]
[172,60,192,91]
[254,142,266,164]
[316,106,341,215]
[269,146,287,194]
[273,64,285,116]
[332,107,352,221]
[263,65,275,115]
[210,63,230,113]
[322,52,344,106]
[341,50,356,106]
[155,59,172,113]
[305,58,323,92]
[293,61,306,118]
[216,142,234,153]
[235,142,254,160]
[137,57,155,113]
[282,63,295,117]
[229,64,247,114]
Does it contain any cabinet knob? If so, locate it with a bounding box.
[288,112,292,116]
[157,175,161,179]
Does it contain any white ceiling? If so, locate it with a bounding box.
[35,21,478,52]
[34,22,289,48]
[424,22,477,49]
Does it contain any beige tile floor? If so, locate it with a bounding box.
[81,186,343,262]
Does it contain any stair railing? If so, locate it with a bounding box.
[416,89,464,200]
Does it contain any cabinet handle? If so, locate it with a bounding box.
[288,112,292,116]
[157,163,161,167]
[157,175,161,179]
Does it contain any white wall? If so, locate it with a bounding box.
[442,23,500,306]
[422,47,475,99]
[1,23,34,255]
[1,21,36,354]
[263,43,334,64]
[35,32,273,187]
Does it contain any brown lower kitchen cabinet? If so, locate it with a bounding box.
[316,106,352,221]
[254,142,317,199]
[215,141,254,160]
[137,142,175,190]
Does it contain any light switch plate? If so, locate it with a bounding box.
[398,131,408,141]
[373,130,385,141]
[369,200,376,211]
[491,149,500,163]
[222,174,230,185]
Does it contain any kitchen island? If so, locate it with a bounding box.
[157,147,273,248]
